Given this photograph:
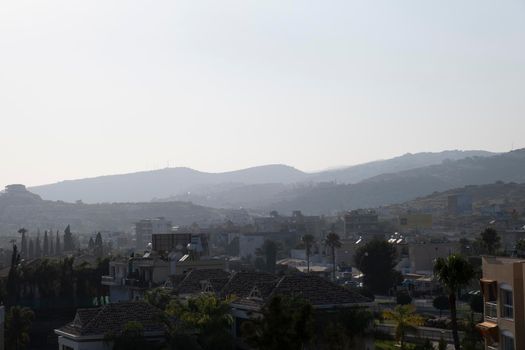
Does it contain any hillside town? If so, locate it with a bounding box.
[1,179,524,349]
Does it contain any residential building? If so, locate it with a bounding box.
[151,231,208,256]
[398,213,433,230]
[344,209,380,236]
[447,193,473,215]
[55,302,165,350]
[102,252,226,302]
[477,256,523,350]
[135,217,172,250]
[408,241,460,274]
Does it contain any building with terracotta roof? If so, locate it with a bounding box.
[54,301,166,350]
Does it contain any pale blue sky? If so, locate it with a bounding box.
[1,0,524,187]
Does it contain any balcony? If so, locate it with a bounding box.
[101,275,117,286]
[124,278,150,289]
[485,302,498,320]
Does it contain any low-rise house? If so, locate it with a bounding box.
[54,301,166,350]
[225,273,373,340]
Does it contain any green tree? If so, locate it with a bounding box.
[43,231,49,256]
[18,228,28,258]
[320,307,373,349]
[5,306,35,350]
[166,294,234,350]
[515,239,525,258]
[461,313,483,350]
[94,232,103,257]
[396,291,412,305]
[324,232,341,281]
[434,254,475,350]
[480,227,500,255]
[106,321,152,350]
[256,240,279,274]
[469,294,483,314]
[6,245,21,306]
[302,234,315,273]
[242,295,314,350]
[433,295,450,317]
[382,305,423,350]
[438,337,447,350]
[55,230,61,255]
[28,239,34,259]
[145,287,172,311]
[354,239,398,294]
[63,224,74,251]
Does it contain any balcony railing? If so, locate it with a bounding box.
[485,302,498,319]
[124,278,150,289]
[101,275,116,285]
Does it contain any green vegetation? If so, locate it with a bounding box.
[242,295,314,350]
[382,305,424,350]
[165,294,235,350]
[324,232,342,281]
[302,234,315,273]
[5,305,35,350]
[355,239,398,294]
[434,254,475,350]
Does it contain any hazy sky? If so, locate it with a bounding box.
[1,0,524,187]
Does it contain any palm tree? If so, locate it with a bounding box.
[302,234,315,273]
[5,306,35,350]
[324,232,341,281]
[434,254,475,350]
[382,304,423,349]
[166,294,234,350]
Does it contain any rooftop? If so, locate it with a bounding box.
[56,301,165,337]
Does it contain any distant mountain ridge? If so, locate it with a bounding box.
[29,150,494,204]
[262,149,525,214]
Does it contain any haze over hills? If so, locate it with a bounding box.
[2,149,523,233]
[262,149,525,214]
[0,187,250,234]
[29,150,494,204]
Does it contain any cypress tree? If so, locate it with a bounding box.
[56,231,61,255]
[35,234,42,258]
[63,225,74,251]
[49,235,54,256]
[28,239,34,259]
[43,230,49,256]
[6,244,20,305]
[19,228,28,257]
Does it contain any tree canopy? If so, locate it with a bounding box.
[354,239,398,294]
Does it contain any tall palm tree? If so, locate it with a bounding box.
[302,234,315,273]
[434,254,474,350]
[383,304,423,349]
[5,305,35,350]
[324,232,341,281]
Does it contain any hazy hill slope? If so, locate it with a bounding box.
[389,182,525,214]
[263,149,525,214]
[29,150,494,204]
[0,191,250,234]
[313,150,495,183]
[30,164,307,203]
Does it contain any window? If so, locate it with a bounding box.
[500,288,513,319]
[501,332,515,350]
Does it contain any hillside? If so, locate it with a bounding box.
[312,150,494,184]
[390,182,525,214]
[29,150,495,204]
[30,164,307,203]
[260,149,525,214]
[0,189,250,234]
